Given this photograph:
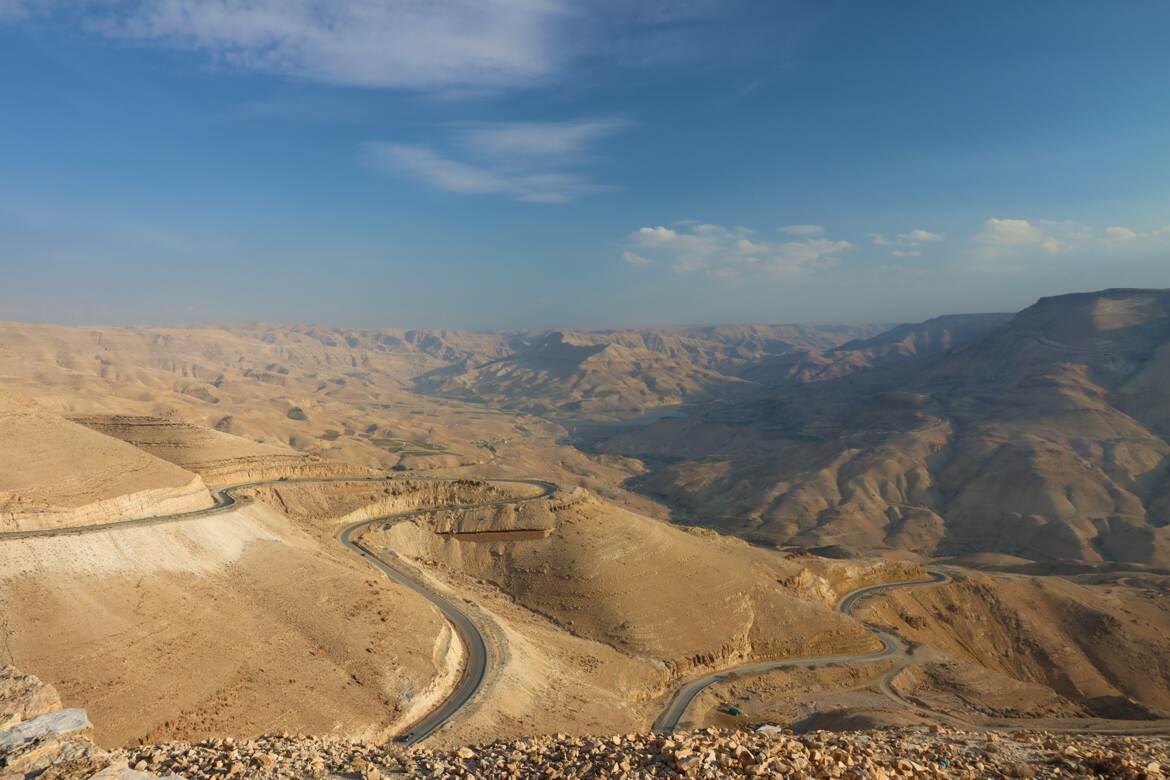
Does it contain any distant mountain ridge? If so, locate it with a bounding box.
[834,312,1014,356]
[411,323,891,418]
[596,289,1170,566]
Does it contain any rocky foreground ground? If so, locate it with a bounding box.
[6,662,1170,779]
[109,727,1170,779]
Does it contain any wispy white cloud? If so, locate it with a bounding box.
[368,144,508,195]
[1104,225,1138,242]
[367,140,612,203]
[50,0,568,91]
[456,119,630,160]
[870,228,945,258]
[367,118,627,202]
[628,222,850,278]
[621,250,653,267]
[902,229,944,243]
[975,218,1051,250]
[368,120,627,202]
[7,1,790,94]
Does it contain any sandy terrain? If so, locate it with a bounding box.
[0,501,449,747]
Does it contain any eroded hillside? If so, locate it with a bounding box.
[599,289,1170,565]
[0,390,213,531]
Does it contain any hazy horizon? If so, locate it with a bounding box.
[2,1,1168,329]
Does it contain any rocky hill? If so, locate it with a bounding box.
[411,324,890,419]
[740,313,1012,387]
[598,289,1170,565]
[834,313,1014,360]
[414,331,748,419]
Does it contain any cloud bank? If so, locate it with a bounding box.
[870,228,945,258]
[628,223,852,278]
[625,216,1167,278]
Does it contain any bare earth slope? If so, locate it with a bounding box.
[0,498,452,748]
[253,479,917,744]
[364,488,880,674]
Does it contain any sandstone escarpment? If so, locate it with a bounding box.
[0,394,215,533]
[241,478,546,529]
[69,415,369,488]
[0,475,213,534]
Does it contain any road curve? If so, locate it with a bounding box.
[0,474,557,744]
[333,478,555,743]
[653,568,950,732]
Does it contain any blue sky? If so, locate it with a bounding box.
[1,0,1167,329]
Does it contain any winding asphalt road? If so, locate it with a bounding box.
[653,568,951,732]
[2,474,955,741]
[0,474,556,744]
[333,477,555,743]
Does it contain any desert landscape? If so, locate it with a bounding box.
[3,2,1169,777]
[4,288,1170,779]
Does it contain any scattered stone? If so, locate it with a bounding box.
[107,726,1170,779]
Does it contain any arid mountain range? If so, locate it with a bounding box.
[597,289,1170,566]
[4,287,1170,768]
[3,290,1168,567]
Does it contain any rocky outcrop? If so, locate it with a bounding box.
[0,666,180,779]
[0,666,61,729]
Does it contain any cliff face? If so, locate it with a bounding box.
[68,416,367,488]
[0,476,213,533]
[0,392,215,533]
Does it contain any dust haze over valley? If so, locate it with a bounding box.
[4,2,1170,778]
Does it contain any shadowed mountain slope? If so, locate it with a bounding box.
[599,289,1170,565]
